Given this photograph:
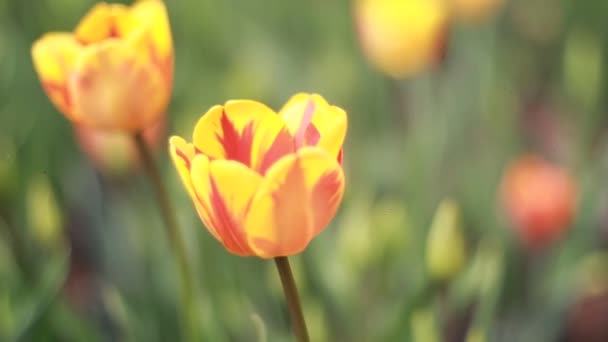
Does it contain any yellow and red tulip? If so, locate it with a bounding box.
[354,0,448,78]
[170,93,347,258]
[500,155,577,249]
[31,0,173,132]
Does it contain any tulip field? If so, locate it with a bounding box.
[2,0,608,341]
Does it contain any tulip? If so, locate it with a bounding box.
[500,155,577,249]
[354,0,448,78]
[170,93,347,258]
[31,0,173,132]
[74,118,165,176]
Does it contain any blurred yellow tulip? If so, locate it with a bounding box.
[354,0,449,78]
[31,0,173,132]
[170,93,347,258]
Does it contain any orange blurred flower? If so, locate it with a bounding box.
[446,0,505,21]
[500,155,577,249]
[75,118,165,176]
[354,0,448,78]
[31,0,173,132]
[170,93,347,258]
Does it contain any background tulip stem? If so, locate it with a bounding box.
[133,132,198,342]
[386,78,408,130]
[274,256,310,342]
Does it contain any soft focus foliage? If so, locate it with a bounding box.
[2,0,608,341]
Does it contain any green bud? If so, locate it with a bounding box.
[411,306,440,342]
[26,175,63,250]
[563,29,602,108]
[426,199,466,282]
[466,327,487,342]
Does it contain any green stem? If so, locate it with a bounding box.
[274,257,309,342]
[1,213,34,281]
[133,132,197,342]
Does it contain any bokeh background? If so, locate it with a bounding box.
[2,0,608,341]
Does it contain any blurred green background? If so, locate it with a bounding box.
[2,0,608,341]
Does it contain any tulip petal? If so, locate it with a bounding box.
[74,3,131,44]
[193,101,294,173]
[169,136,196,198]
[246,147,345,258]
[68,39,168,131]
[191,156,263,256]
[279,93,347,159]
[31,33,83,121]
[129,0,173,61]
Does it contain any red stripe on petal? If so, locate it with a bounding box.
[43,81,72,113]
[311,169,343,234]
[174,148,191,169]
[259,128,295,175]
[294,98,315,148]
[304,123,320,146]
[337,149,344,165]
[218,110,255,167]
[208,176,253,255]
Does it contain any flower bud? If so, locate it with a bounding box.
[26,175,63,250]
[426,199,466,282]
[354,0,449,78]
[500,155,577,249]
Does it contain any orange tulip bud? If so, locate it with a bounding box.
[170,93,347,258]
[354,0,449,78]
[74,118,165,176]
[31,0,173,132]
[500,155,577,249]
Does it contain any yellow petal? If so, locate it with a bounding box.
[183,152,223,243]
[278,93,347,158]
[31,33,83,121]
[68,39,168,131]
[193,100,294,173]
[245,147,345,258]
[129,0,173,61]
[190,156,263,256]
[74,3,131,44]
[169,136,195,198]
